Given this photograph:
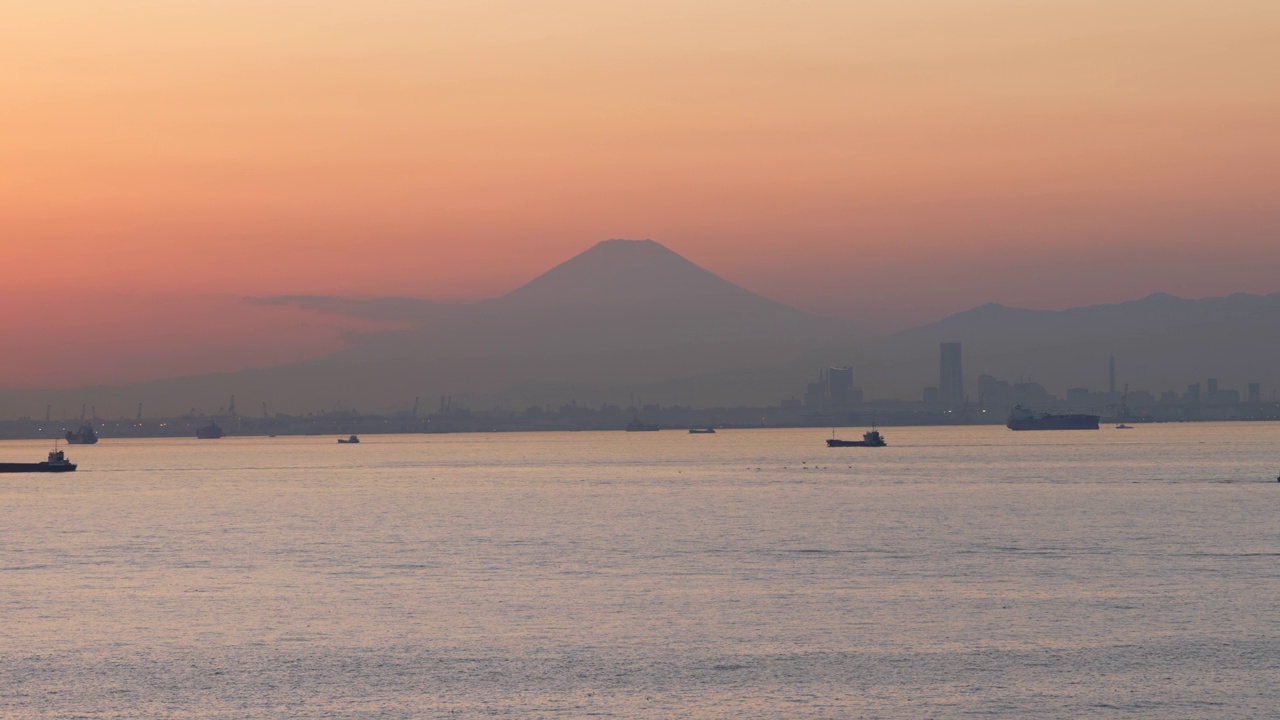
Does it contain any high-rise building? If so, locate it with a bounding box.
[1066,387,1092,407]
[939,342,964,410]
[803,372,825,407]
[977,374,1015,413]
[805,366,859,407]
[825,366,855,406]
[923,386,940,407]
[1014,381,1056,408]
[1248,383,1261,403]
[1108,353,1116,395]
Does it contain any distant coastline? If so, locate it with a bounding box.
[2,406,1277,441]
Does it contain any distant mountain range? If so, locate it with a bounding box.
[871,291,1280,400]
[2,240,1277,417]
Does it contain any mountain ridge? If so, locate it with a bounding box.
[869,290,1280,399]
[0,239,861,415]
[1,242,1277,416]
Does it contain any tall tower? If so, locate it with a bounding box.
[939,342,964,411]
[1108,353,1116,395]
[825,366,854,406]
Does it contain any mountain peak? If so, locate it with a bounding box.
[575,238,693,267]
[594,237,661,249]
[500,238,767,309]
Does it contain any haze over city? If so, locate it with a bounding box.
[3,0,1278,391]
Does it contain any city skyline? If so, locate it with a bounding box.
[3,342,1272,440]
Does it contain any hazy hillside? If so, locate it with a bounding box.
[862,292,1280,400]
[2,241,1277,419]
[0,240,866,416]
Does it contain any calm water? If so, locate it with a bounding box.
[2,423,1278,718]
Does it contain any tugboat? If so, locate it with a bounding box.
[65,424,99,445]
[196,422,224,439]
[0,447,78,473]
[337,435,360,444]
[827,428,887,447]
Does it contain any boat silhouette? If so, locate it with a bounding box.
[827,428,887,447]
[65,424,99,444]
[196,422,224,439]
[0,447,78,473]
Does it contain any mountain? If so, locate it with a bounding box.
[290,239,865,408]
[502,238,779,310]
[861,292,1280,399]
[3,241,1277,419]
[0,240,866,416]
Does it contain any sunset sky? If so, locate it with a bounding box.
[2,0,1277,388]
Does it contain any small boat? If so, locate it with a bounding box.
[827,428,887,447]
[338,435,360,444]
[196,422,224,439]
[0,447,77,473]
[65,424,99,445]
[1115,424,1133,429]
[688,427,716,434]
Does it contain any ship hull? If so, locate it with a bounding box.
[65,425,99,444]
[827,431,887,447]
[1007,415,1099,431]
[0,463,77,473]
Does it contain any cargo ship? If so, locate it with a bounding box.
[65,424,99,444]
[827,428,887,447]
[196,422,224,439]
[1006,405,1099,431]
[0,448,77,473]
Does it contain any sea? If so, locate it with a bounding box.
[2,423,1278,719]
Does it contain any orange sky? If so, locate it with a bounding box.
[2,0,1277,387]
